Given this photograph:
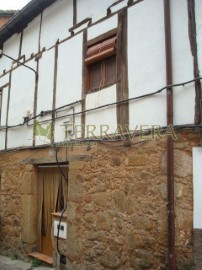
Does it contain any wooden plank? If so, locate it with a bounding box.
[81,30,87,138]
[28,252,53,265]
[73,0,77,26]
[51,44,59,143]
[5,71,12,150]
[116,8,129,131]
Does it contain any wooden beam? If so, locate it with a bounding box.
[81,29,87,138]
[116,8,129,131]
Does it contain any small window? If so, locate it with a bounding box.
[86,35,117,93]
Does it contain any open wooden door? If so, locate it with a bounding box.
[37,166,68,257]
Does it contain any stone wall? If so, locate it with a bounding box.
[0,130,200,269]
[65,131,198,270]
[0,152,39,259]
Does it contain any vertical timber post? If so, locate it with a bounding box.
[163,0,176,269]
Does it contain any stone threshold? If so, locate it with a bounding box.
[28,252,53,265]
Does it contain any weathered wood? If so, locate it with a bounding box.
[81,29,87,138]
[5,71,12,149]
[73,0,77,26]
[116,8,129,131]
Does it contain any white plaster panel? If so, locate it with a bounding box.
[0,73,9,88]
[7,58,36,148]
[37,49,55,113]
[0,130,6,150]
[1,86,9,126]
[7,126,33,148]
[56,34,83,108]
[128,0,166,128]
[77,0,116,23]
[54,103,82,142]
[88,15,118,41]
[171,0,195,125]
[110,0,127,13]
[0,33,21,74]
[195,0,202,77]
[8,60,36,126]
[193,147,202,229]
[21,15,41,58]
[85,85,117,137]
[40,0,73,49]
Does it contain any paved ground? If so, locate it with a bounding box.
[0,255,54,270]
[0,261,16,270]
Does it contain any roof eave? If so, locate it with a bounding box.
[0,0,57,48]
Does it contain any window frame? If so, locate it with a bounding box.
[85,34,117,93]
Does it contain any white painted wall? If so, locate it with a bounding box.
[0,33,21,74]
[195,0,202,77]
[110,0,127,13]
[128,0,167,129]
[170,0,195,125]
[8,60,36,126]
[0,131,6,150]
[0,73,9,88]
[37,49,55,113]
[35,49,55,146]
[77,0,116,23]
[7,60,36,148]
[56,33,83,107]
[21,16,41,58]
[85,85,117,137]
[8,126,33,148]
[1,86,9,126]
[40,0,73,49]
[54,103,82,142]
[193,147,202,229]
[88,15,117,41]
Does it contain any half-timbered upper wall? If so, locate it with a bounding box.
[0,0,200,150]
[40,0,73,49]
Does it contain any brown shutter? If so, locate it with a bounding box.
[85,35,116,65]
[105,55,116,85]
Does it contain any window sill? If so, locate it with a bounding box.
[86,82,116,94]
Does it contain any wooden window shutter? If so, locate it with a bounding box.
[85,35,116,65]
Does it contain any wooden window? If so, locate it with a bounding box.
[86,35,117,92]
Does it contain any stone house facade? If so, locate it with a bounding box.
[0,0,202,270]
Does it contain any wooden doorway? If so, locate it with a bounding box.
[37,165,68,257]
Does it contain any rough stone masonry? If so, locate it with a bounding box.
[0,130,199,269]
